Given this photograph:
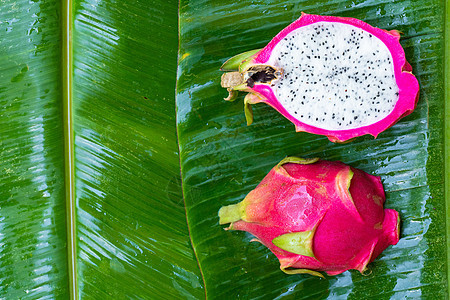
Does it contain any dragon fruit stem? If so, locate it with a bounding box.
[220,49,261,71]
[219,202,245,225]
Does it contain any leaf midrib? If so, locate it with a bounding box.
[63,0,77,299]
[445,0,450,294]
[176,1,207,298]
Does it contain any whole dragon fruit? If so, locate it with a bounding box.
[218,157,400,277]
[220,13,419,142]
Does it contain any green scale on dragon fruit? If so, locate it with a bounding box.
[219,157,400,277]
[220,13,419,142]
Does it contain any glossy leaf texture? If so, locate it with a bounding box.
[72,0,204,298]
[177,0,448,299]
[0,1,68,298]
[1,0,206,298]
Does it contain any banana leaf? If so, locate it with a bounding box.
[0,0,448,298]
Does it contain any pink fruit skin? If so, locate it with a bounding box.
[220,159,400,276]
[247,13,419,142]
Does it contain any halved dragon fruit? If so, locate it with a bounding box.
[220,13,419,142]
[219,157,400,277]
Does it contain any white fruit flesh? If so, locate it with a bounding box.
[267,22,399,130]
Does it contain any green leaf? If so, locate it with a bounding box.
[1,0,448,299]
[71,0,204,298]
[1,1,68,298]
[1,0,204,298]
[178,0,448,299]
